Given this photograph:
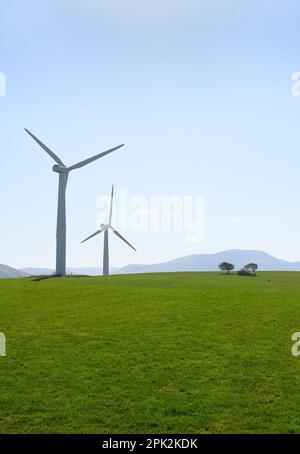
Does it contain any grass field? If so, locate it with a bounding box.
[0,271,300,434]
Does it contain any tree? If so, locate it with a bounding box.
[245,263,258,276]
[219,262,235,274]
[237,268,251,276]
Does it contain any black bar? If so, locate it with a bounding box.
[0,434,298,451]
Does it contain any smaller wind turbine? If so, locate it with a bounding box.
[81,185,136,275]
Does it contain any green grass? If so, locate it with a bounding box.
[0,271,300,434]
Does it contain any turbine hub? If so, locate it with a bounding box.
[53,165,68,174]
[100,223,109,230]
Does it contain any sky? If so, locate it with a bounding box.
[1,0,300,269]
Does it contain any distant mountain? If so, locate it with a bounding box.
[21,267,55,276]
[115,250,300,274]
[0,264,27,279]
[21,267,118,276]
[3,250,300,279]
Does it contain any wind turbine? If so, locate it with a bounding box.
[81,185,136,276]
[25,129,124,276]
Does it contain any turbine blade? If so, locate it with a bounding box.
[109,185,114,225]
[67,144,125,172]
[24,129,65,166]
[81,229,103,244]
[112,229,136,251]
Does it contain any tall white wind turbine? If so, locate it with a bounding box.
[25,129,124,276]
[81,185,136,276]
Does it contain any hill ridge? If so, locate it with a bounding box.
[2,249,300,278]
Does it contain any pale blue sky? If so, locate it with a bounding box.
[1,0,300,268]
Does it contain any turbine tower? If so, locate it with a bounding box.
[81,185,136,276]
[25,129,124,276]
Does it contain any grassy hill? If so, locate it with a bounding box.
[0,272,300,434]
